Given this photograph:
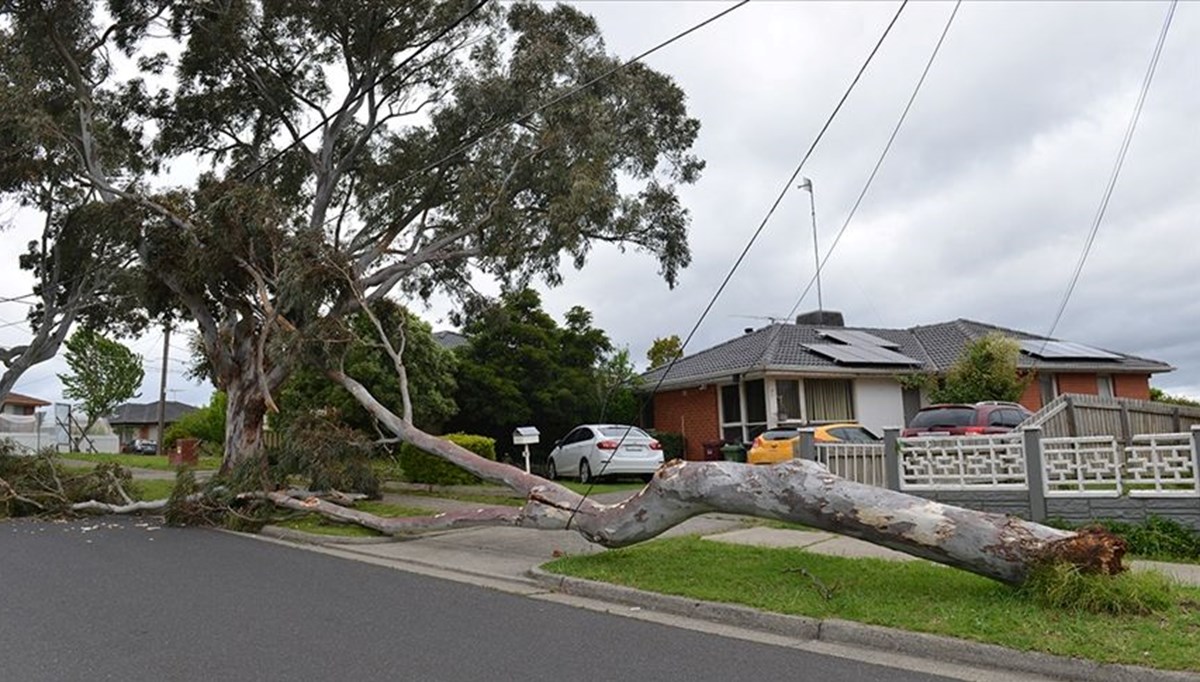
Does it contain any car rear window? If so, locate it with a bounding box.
[830,427,877,443]
[761,429,800,441]
[908,407,976,429]
[598,426,649,439]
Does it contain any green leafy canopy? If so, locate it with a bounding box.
[57,329,144,431]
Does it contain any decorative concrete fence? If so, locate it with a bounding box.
[798,425,1200,531]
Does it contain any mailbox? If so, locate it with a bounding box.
[512,426,540,446]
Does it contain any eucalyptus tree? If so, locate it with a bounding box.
[2,1,701,472]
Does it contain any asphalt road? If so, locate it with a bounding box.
[0,518,954,682]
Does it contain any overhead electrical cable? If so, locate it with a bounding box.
[568,0,911,525]
[1039,0,1176,348]
[785,0,962,322]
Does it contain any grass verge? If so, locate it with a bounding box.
[66,453,222,471]
[545,537,1200,671]
[272,500,430,537]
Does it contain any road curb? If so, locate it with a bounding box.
[527,568,1198,682]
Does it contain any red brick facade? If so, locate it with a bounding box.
[1017,372,1152,412]
[653,386,719,461]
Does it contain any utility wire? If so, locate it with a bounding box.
[237,0,493,182]
[785,0,961,322]
[1039,0,1176,348]
[567,0,910,527]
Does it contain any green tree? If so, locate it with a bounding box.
[448,289,613,458]
[1149,387,1200,407]
[278,302,457,435]
[597,347,640,422]
[163,391,227,449]
[646,335,683,369]
[929,334,1027,404]
[3,2,701,472]
[57,329,144,433]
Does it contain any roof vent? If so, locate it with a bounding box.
[743,327,754,335]
[795,310,844,327]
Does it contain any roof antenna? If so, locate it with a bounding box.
[797,177,823,314]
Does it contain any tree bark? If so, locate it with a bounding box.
[317,370,1123,586]
[221,373,268,476]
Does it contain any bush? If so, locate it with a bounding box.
[651,430,686,460]
[1046,515,1200,562]
[400,433,496,486]
[163,391,226,449]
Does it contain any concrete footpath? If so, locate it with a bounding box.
[250,491,1200,682]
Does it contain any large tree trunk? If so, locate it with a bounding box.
[221,374,268,476]
[321,371,1125,586]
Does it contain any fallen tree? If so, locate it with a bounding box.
[258,369,1120,587]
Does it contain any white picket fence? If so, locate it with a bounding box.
[815,443,886,488]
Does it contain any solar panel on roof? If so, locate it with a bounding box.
[803,343,920,366]
[1018,340,1121,360]
[816,329,900,349]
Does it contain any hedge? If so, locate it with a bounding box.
[651,430,686,460]
[400,433,496,485]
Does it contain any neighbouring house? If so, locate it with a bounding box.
[107,400,198,447]
[433,330,468,350]
[1,392,51,416]
[640,311,1173,460]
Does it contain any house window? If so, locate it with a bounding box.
[743,379,767,442]
[1039,374,1057,405]
[776,380,802,421]
[1097,375,1114,398]
[720,384,742,443]
[804,379,854,422]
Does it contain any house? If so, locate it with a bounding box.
[107,400,198,446]
[433,330,469,350]
[1,392,50,416]
[639,311,1172,460]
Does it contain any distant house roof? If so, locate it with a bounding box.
[433,330,468,350]
[641,318,1173,390]
[1,392,51,408]
[108,400,198,426]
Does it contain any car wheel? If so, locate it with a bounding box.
[547,459,558,481]
[579,459,593,484]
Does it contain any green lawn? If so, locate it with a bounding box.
[273,500,430,537]
[66,453,222,471]
[132,479,175,501]
[545,537,1200,671]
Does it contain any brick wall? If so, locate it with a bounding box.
[1114,373,1151,400]
[654,386,719,460]
[1055,373,1097,396]
[1018,378,1042,412]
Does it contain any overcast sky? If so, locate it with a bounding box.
[2,0,1197,409]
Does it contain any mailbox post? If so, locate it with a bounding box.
[512,426,540,474]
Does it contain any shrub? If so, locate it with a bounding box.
[401,433,496,486]
[1046,515,1200,562]
[651,430,686,460]
[163,391,227,449]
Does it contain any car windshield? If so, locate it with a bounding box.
[908,407,976,428]
[598,426,650,439]
[760,429,799,441]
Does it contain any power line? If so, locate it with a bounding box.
[238,0,493,182]
[786,0,962,322]
[567,0,910,525]
[1039,0,1176,347]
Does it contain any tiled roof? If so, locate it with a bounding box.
[642,318,1173,388]
[433,330,468,350]
[1,392,51,407]
[108,400,198,425]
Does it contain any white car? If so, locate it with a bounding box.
[546,424,663,483]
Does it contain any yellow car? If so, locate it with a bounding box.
[746,423,878,465]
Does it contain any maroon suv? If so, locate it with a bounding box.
[901,402,1033,437]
